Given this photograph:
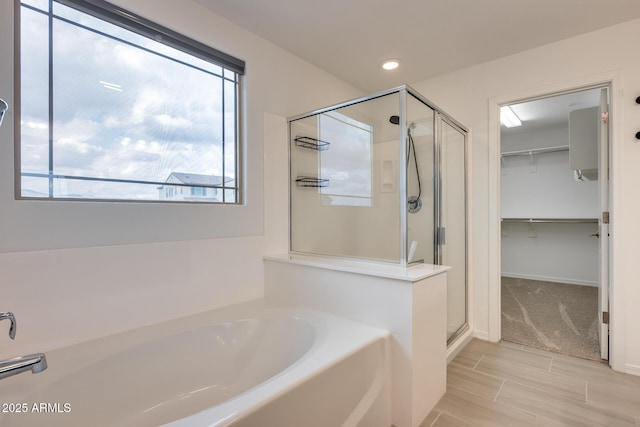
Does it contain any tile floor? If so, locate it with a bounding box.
[421,339,640,427]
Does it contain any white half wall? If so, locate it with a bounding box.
[411,17,640,373]
[264,256,448,427]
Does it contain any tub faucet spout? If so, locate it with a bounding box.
[0,312,48,380]
[0,312,16,339]
[0,353,48,380]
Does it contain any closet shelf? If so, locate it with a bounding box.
[501,218,598,224]
[295,176,329,188]
[500,145,569,158]
[294,136,330,151]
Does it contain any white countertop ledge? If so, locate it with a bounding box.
[263,253,450,282]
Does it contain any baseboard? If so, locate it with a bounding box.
[501,272,598,287]
[447,328,473,364]
[625,363,640,377]
[473,330,489,341]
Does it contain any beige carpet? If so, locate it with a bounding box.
[501,277,601,361]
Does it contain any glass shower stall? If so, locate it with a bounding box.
[288,86,468,344]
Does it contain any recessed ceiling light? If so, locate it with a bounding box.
[382,59,401,71]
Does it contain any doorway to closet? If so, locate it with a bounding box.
[499,86,609,361]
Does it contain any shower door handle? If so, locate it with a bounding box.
[437,227,446,245]
[0,99,7,127]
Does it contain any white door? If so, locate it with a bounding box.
[598,88,610,361]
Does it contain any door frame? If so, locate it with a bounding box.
[487,71,623,370]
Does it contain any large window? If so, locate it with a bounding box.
[18,0,244,202]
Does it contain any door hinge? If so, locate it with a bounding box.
[602,211,610,224]
[602,111,609,124]
[438,227,446,245]
[603,311,610,325]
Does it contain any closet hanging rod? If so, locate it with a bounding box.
[501,218,598,224]
[500,145,569,158]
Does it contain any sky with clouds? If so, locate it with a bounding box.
[20,1,237,200]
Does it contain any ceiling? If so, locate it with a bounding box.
[194,0,640,93]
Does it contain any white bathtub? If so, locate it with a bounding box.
[0,301,390,426]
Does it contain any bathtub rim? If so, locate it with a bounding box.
[164,308,390,426]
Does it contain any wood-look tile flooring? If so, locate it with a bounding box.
[421,339,640,427]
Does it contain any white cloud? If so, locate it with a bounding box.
[154,114,192,129]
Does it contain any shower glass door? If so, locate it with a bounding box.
[405,91,468,344]
[439,117,468,343]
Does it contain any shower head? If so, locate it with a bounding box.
[0,99,7,128]
[389,115,417,130]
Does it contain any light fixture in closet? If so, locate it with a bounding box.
[500,105,522,128]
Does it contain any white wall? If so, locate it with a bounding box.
[0,0,361,357]
[501,126,599,285]
[501,126,599,218]
[501,222,599,286]
[411,18,640,373]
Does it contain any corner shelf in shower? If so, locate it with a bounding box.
[294,136,330,151]
[295,176,329,188]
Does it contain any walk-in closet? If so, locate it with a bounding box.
[500,87,609,361]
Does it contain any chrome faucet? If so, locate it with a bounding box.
[0,312,16,339]
[0,312,48,380]
[0,353,47,380]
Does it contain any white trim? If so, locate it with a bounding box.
[473,330,490,341]
[488,70,624,370]
[625,364,640,377]
[608,71,625,373]
[447,329,473,364]
[466,127,474,350]
[501,273,598,287]
[488,96,501,343]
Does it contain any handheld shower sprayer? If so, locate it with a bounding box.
[389,115,422,213]
[0,99,7,128]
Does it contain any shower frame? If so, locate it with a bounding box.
[287,85,469,344]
